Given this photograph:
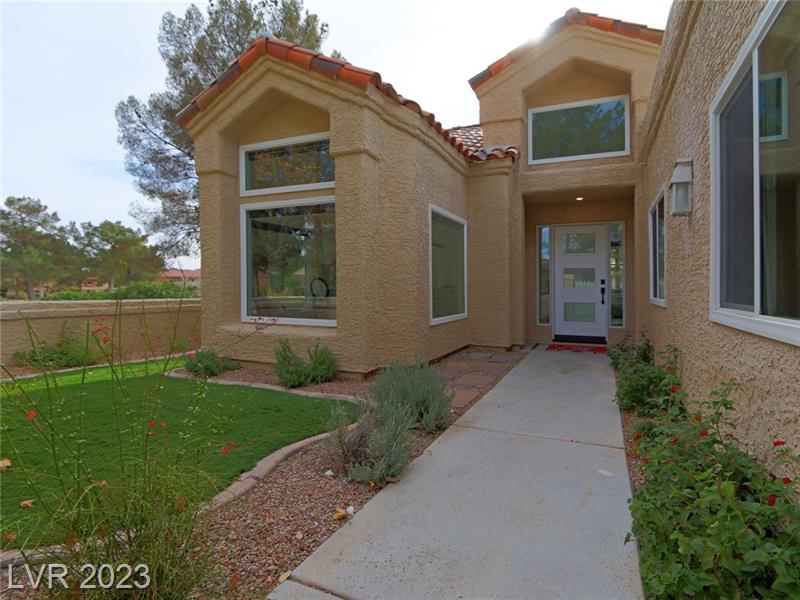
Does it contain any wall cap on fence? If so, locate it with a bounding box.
[0,298,202,321]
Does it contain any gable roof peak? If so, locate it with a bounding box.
[469,7,664,91]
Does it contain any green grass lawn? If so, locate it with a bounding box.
[0,362,359,546]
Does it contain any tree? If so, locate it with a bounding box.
[0,197,80,299]
[116,0,339,257]
[79,221,164,292]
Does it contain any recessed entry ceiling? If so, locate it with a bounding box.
[523,186,634,204]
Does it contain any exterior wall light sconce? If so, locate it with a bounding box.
[669,158,693,216]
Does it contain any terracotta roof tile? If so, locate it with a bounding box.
[447,124,519,163]
[469,7,664,90]
[177,37,518,164]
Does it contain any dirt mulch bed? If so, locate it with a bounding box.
[619,408,646,490]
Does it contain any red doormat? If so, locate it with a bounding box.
[546,343,607,354]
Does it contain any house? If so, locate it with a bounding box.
[157,268,202,290]
[178,1,799,455]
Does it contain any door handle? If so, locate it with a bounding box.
[601,287,606,305]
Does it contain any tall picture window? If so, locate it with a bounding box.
[242,198,336,324]
[711,0,799,345]
[430,206,467,324]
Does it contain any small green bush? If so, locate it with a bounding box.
[183,349,240,378]
[44,283,198,301]
[615,341,682,417]
[608,333,654,371]
[370,358,452,433]
[629,381,800,599]
[307,341,337,384]
[14,329,101,369]
[273,339,338,388]
[273,338,310,388]
[349,398,414,483]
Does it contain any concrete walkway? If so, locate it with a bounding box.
[268,348,642,600]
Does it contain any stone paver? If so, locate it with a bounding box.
[438,359,475,372]
[449,388,480,408]
[471,361,508,373]
[451,372,497,388]
[269,348,641,600]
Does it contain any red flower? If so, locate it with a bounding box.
[663,459,671,465]
[772,440,786,447]
[25,409,36,421]
[633,433,642,442]
[783,477,792,485]
[221,446,230,455]
[102,336,110,344]
[186,351,196,360]
[769,472,777,480]
[670,385,680,394]
[227,441,236,447]
[642,457,649,465]
[160,422,167,430]
[767,495,777,506]
[700,430,709,437]
[147,420,156,428]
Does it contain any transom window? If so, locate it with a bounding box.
[240,132,335,196]
[649,192,666,305]
[527,95,630,165]
[241,198,336,325]
[711,0,799,346]
[430,206,467,325]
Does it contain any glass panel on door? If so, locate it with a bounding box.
[564,302,596,323]
[563,268,595,289]
[564,232,596,253]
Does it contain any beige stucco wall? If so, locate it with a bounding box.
[635,0,800,458]
[0,299,201,364]
[186,55,522,375]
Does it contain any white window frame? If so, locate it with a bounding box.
[240,195,337,327]
[429,204,468,326]
[239,132,336,197]
[759,71,789,142]
[709,0,800,347]
[648,187,667,307]
[527,95,631,165]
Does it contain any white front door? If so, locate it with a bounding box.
[553,224,608,342]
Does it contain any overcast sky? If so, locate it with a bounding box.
[1,0,672,268]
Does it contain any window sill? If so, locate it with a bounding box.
[241,317,337,328]
[649,298,666,308]
[528,149,630,166]
[430,313,468,327]
[710,309,800,347]
[240,181,335,198]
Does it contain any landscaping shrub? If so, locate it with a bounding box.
[273,339,338,388]
[370,358,453,433]
[608,333,654,371]
[628,380,800,598]
[307,341,338,384]
[13,327,101,369]
[615,342,683,417]
[349,397,414,483]
[184,348,241,378]
[273,338,309,388]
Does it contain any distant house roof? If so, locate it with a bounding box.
[176,39,518,163]
[468,8,664,91]
[447,125,484,153]
[162,269,201,279]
